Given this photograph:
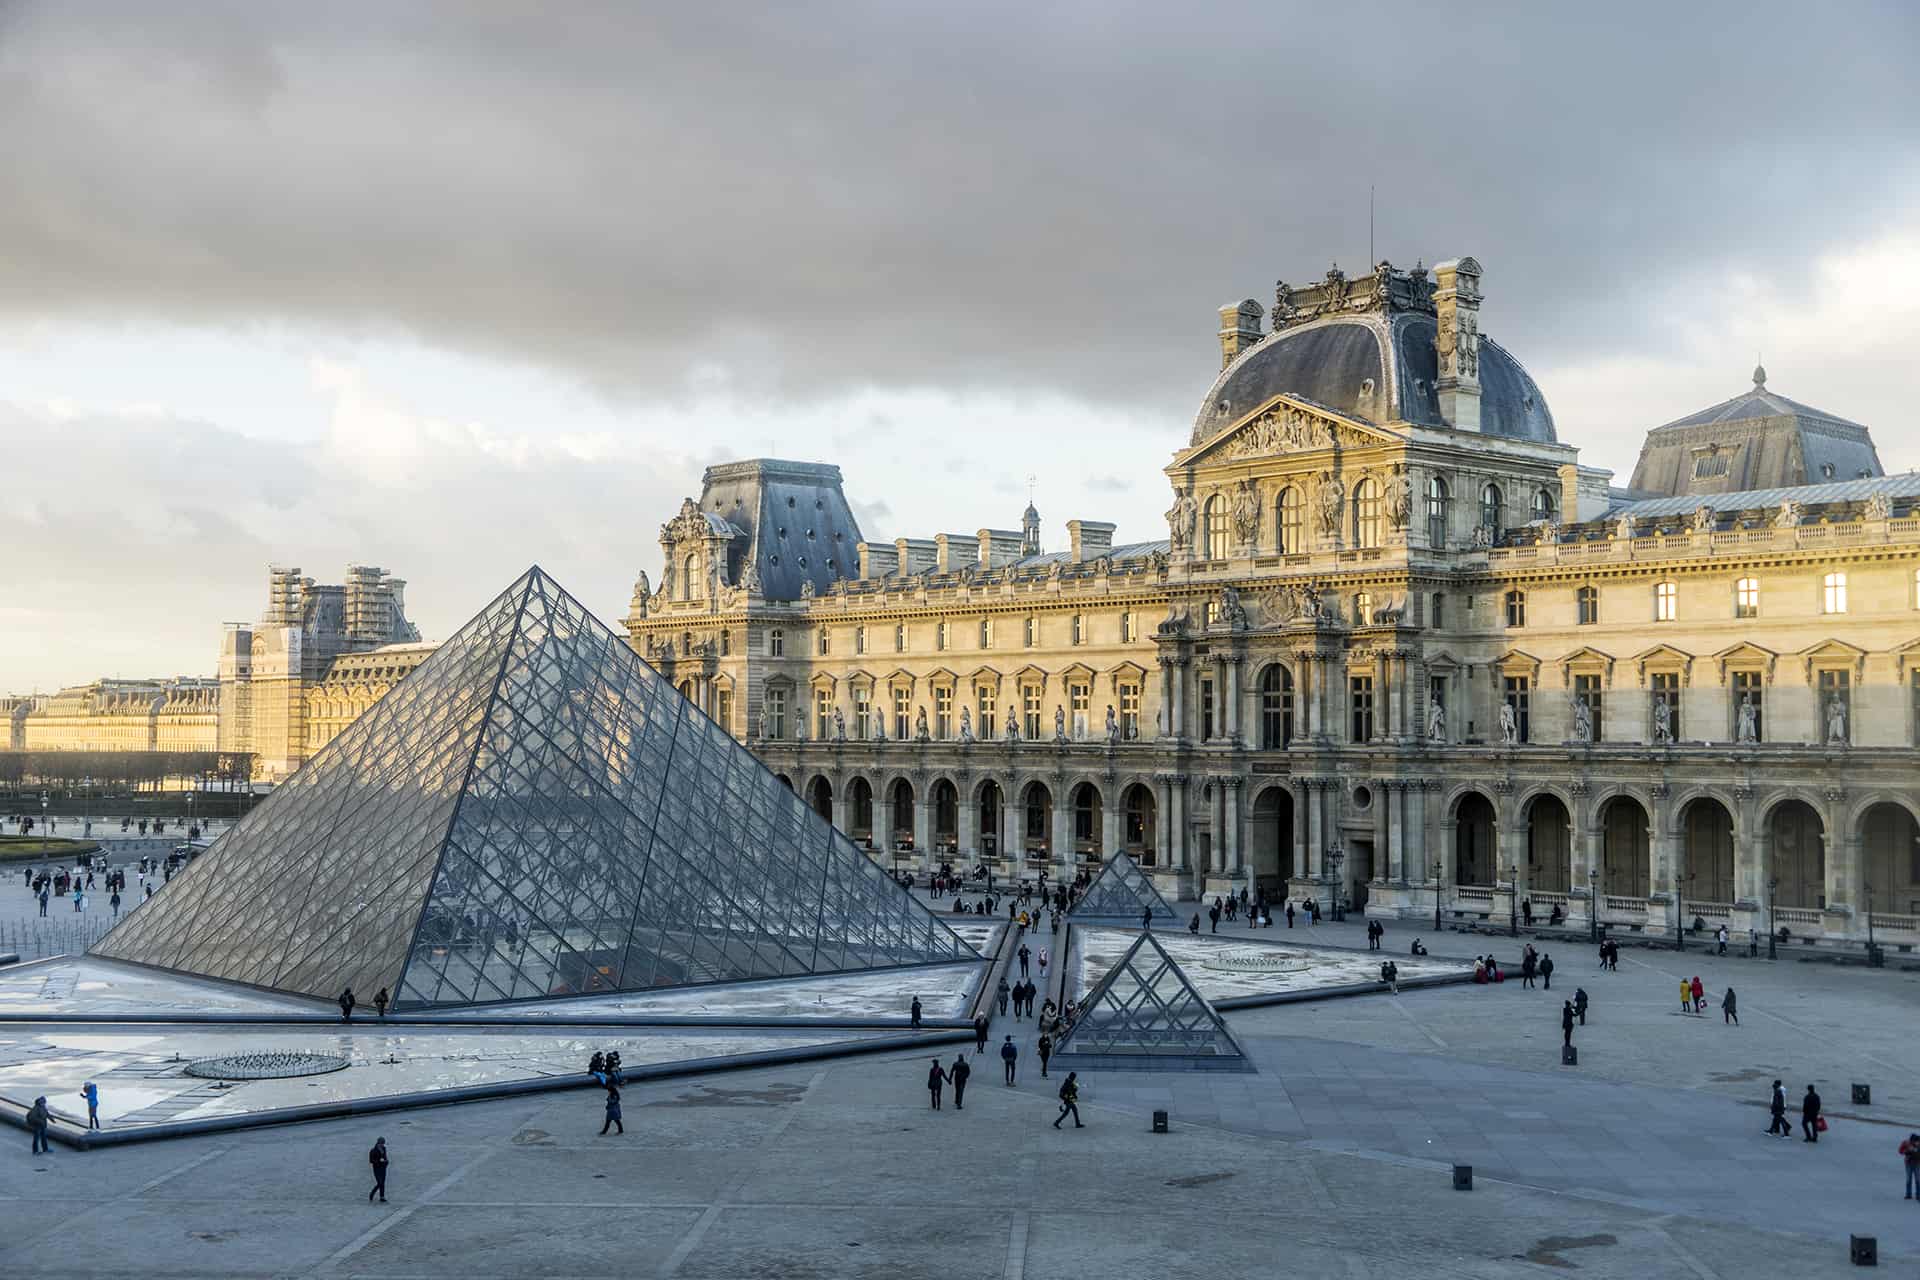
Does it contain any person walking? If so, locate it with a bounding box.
[974,1014,989,1054]
[996,977,1010,1016]
[927,1058,949,1110]
[950,1053,971,1110]
[1573,986,1588,1025]
[338,988,356,1023]
[600,1084,624,1135]
[1038,946,1049,980]
[367,1137,389,1202]
[79,1081,99,1130]
[1767,1080,1792,1137]
[1540,953,1554,990]
[373,988,390,1019]
[910,997,923,1029]
[109,890,121,919]
[1680,977,1693,1014]
[1901,1133,1920,1199]
[1721,987,1738,1025]
[1142,905,1153,930]
[1561,1000,1575,1048]
[1018,944,1031,979]
[1286,901,1296,928]
[1037,1033,1053,1079]
[1802,1085,1823,1142]
[1000,1035,1017,1086]
[1053,1072,1083,1129]
[1716,924,1729,956]
[1208,903,1220,934]
[1690,975,1705,1014]
[27,1095,52,1155]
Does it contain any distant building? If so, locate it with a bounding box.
[19,678,218,753]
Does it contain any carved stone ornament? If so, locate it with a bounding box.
[1499,703,1518,744]
[1864,492,1894,520]
[958,706,974,743]
[1005,706,1020,742]
[798,577,816,599]
[740,560,763,595]
[1165,491,1199,551]
[1231,479,1260,543]
[628,569,652,619]
[1384,469,1413,529]
[1774,499,1802,530]
[1314,474,1345,536]
[1614,514,1636,540]
[1690,504,1715,534]
[1217,406,1335,460]
[1219,585,1249,631]
[660,496,710,544]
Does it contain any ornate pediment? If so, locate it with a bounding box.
[1558,645,1615,686]
[1797,639,1867,682]
[1632,644,1693,685]
[1713,642,1775,684]
[1187,395,1402,466]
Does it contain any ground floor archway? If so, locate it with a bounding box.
[1249,785,1293,887]
[1600,796,1650,898]
[1860,801,1920,916]
[1070,782,1103,861]
[1121,783,1157,867]
[1526,794,1571,894]
[977,781,1004,858]
[931,779,959,853]
[847,777,874,845]
[887,778,915,851]
[1454,792,1496,887]
[1021,782,1053,858]
[1769,799,1825,910]
[1681,797,1735,905]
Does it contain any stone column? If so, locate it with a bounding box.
[1171,659,1187,741]
[1823,787,1852,931]
[1381,780,1399,882]
[1377,651,1393,741]
[831,786,849,837]
[1225,656,1243,742]
[1732,785,1761,909]
[1154,775,1173,870]
[957,783,977,861]
[1158,658,1174,740]
[1051,789,1072,879]
[1101,792,1120,862]
[1291,779,1309,884]
[1225,779,1243,878]
[1001,778,1020,865]
[1306,779,1324,880]
[1169,776,1188,873]
[1409,781,1430,883]
[913,794,933,873]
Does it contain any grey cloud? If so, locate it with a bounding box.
[1,2,1915,424]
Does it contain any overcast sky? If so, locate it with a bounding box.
[3,2,1918,691]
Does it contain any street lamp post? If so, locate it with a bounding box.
[1587,867,1599,943]
[1434,860,1444,932]
[1507,863,1518,936]
[1327,842,1346,923]
[1767,876,1779,961]
[1677,871,1694,953]
[1865,881,1876,953]
[40,790,48,837]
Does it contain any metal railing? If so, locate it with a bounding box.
[0,915,116,962]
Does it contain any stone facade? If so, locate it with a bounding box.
[18,678,219,753]
[627,256,1920,948]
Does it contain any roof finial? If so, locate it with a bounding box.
[1752,355,1766,388]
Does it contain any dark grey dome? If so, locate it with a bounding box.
[1192,312,1556,446]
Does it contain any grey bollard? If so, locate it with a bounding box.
[1850,1234,1876,1266]
[1561,1044,1578,1066]
[1851,1083,1871,1106]
[1452,1164,1473,1191]
[1152,1110,1169,1134]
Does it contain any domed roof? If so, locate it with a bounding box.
[1190,263,1556,447]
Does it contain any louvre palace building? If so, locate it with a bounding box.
[629,256,1919,945]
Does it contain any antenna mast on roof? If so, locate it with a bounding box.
[1369,184,1374,264]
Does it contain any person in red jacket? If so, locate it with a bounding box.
[1901,1133,1920,1199]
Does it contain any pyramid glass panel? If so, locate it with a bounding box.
[1070,852,1179,924]
[95,566,976,1008]
[1052,930,1251,1071]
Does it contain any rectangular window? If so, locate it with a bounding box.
[1732,670,1764,742]
[1431,593,1445,629]
[1651,671,1681,742]
[1069,681,1090,739]
[815,688,832,739]
[1577,585,1598,626]
[977,686,996,736]
[1022,685,1042,739]
[894,624,907,653]
[1912,670,1920,748]
[1505,590,1526,628]
[892,687,911,740]
[1655,581,1677,622]
[768,628,784,657]
[1120,611,1136,644]
[1119,682,1140,740]
[1823,572,1848,614]
[979,618,992,648]
[1818,668,1851,744]
[1735,577,1759,619]
[935,686,953,740]
[853,686,871,739]
[1024,617,1038,648]
[1204,601,1221,627]
[1199,675,1216,740]
[765,687,787,740]
[716,688,733,735]
[1350,675,1375,742]
[817,628,830,656]
[1503,676,1531,744]
[1573,673,1604,741]
[854,625,866,655]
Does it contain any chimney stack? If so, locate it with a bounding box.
[1066,520,1116,563]
[1217,299,1264,369]
[1432,258,1483,432]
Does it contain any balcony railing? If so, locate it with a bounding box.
[1869,913,1920,934]
[1773,907,1822,926]
[1683,900,1732,919]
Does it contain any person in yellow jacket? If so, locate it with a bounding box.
[1680,977,1693,1014]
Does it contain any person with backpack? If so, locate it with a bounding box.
[1053,1072,1083,1129]
[1000,1035,1018,1085]
[26,1096,51,1155]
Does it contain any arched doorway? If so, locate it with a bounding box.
[1859,802,1919,915]
[1454,793,1496,886]
[806,776,833,824]
[1071,782,1103,862]
[774,773,794,792]
[1249,785,1294,887]
[1525,794,1571,894]
[1600,796,1650,898]
[1681,797,1735,905]
[931,779,959,853]
[1022,782,1053,858]
[1768,799,1825,909]
[887,778,915,851]
[847,777,874,847]
[1122,784,1157,867]
[977,781,1004,858]
[1258,664,1294,748]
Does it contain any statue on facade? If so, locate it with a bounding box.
[1571,695,1592,743]
[1384,469,1413,529]
[1613,514,1635,541]
[659,560,676,600]
[914,706,930,742]
[1690,504,1715,535]
[1499,702,1518,746]
[1054,706,1067,742]
[1220,585,1248,631]
[629,569,653,619]
[833,706,846,742]
[1774,499,1802,530]
[1426,696,1446,743]
[873,713,886,742]
[1105,704,1120,743]
[1165,491,1198,551]
[1314,474,1345,536]
[1300,580,1324,621]
[1231,480,1259,543]
[1865,492,1894,521]
[739,559,763,596]
[794,716,807,742]
[1652,696,1672,744]
[799,577,816,599]
[1825,694,1848,746]
[958,706,974,743]
[1736,693,1758,743]
[1005,706,1020,741]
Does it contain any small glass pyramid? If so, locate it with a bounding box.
[1052,930,1251,1071]
[94,567,977,1008]
[1070,852,1179,924]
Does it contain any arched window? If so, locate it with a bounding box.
[1203,495,1231,559]
[682,555,698,600]
[1480,483,1504,534]
[1425,475,1450,547]
[1352,478,1382,548]
[1531,487,1556,523]
[1270,487,1300,555]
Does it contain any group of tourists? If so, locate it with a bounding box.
[924,1052,1079,1127]
[996,975,1043,1019]
[336,986,391,1021]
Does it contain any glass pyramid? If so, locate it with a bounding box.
[94,566,977,1008]
[1052,930,1251,1071]
[1070,852,1179,924]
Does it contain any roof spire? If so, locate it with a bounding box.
[1752,355,1766,388]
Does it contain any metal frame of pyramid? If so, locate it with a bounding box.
[1051,928,1252,1072]
[1069,851,1179,924]
[94,566,978,1009]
